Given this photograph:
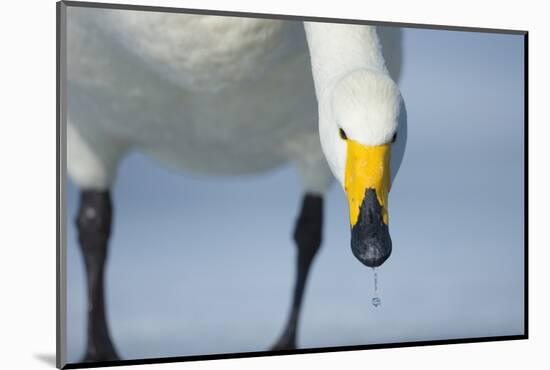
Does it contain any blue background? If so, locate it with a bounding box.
[66,27,525,362]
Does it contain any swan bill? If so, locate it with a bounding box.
[344,140,392,267]
[349,188,392,267]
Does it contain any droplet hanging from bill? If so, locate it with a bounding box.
[372,267,381,308]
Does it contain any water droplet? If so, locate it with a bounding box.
[371,267,382,308]
[374,268,378,293]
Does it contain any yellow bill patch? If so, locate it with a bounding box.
[344,140,391,227]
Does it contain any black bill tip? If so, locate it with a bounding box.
[350,188,392,267]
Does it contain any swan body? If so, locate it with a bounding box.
[68,8,324,192]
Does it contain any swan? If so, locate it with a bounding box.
[64,4,407,362]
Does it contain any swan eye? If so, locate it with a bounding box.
[391,133,397,143]
[339,128,348,140]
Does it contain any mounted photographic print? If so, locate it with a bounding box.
[56,1,528,368]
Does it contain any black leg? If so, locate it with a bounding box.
[76,190,119,362]
[272,194,323,351]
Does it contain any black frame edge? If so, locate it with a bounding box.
[56,2,61,368]
[57,1,68,369]
[523,32,529,339]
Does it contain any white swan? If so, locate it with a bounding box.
[64,5,406,362]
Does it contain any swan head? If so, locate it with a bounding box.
[320,68,403,268]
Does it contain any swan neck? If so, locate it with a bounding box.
[304,22,388,99]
